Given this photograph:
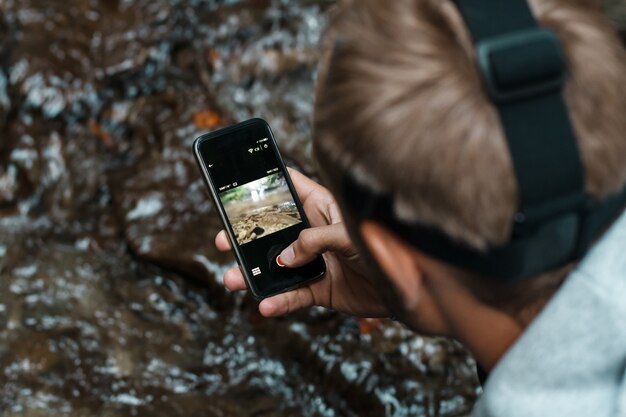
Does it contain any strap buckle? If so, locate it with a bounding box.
[513,191,591,237]
[477,28,566,103]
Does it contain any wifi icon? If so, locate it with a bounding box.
[248,148,254,153]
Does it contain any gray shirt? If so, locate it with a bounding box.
[472,210,626,417]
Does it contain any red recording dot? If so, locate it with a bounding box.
[276,255,286,267]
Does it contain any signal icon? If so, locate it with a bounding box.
[248,148,254,153]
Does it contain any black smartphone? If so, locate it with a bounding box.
[193,118,326,299]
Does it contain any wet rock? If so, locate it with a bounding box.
[200,0,335,173]
[0,115,123,254]
[105,82,234,296]
[1,240,473,417]
[255,311,479,417]
[2,0,103,121]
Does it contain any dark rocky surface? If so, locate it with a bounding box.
[0,1,481,416]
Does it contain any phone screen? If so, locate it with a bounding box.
[194,119,326,298]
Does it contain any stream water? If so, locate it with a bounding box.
[0,1,482,416]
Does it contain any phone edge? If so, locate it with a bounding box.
[263,122,328,295]
[193,129,264,301]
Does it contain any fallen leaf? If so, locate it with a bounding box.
[194,111,224,129]
[359,318,383,335]
[207,48,220,66]
[88,119,114,148]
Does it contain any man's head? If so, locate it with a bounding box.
[312,0,626,356]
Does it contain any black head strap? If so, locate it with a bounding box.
[341,0,626,281]
[454,0,585,225]
[342,175,626,281]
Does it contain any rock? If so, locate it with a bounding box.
[106,81,234,293]
[1,241,385,417]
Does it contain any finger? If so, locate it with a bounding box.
[287,167,331,203]
[223,267,247,291]
[277,223,352,268]
[215,230,232,251]
[258,287,315,317]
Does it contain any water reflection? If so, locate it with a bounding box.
[0,1,479,416]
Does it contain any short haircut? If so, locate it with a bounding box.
[312,0,626,313]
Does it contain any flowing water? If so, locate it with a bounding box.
[0,1,480,416]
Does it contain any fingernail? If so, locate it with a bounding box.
[279,246,295,264]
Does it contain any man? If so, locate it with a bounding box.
[216,0,626,415]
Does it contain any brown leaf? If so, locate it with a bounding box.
[88,119,114,148]
[359,318,383,335]
[207,48,220,66]
[194,111,224,129]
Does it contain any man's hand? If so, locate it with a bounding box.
[215,167,390,318]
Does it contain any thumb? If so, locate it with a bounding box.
[277,223,352,268]
[259,287,316,317]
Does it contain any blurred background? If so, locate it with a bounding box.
[0,1,623,416]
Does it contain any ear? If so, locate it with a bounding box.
[360,221,422,311]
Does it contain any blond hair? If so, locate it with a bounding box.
[313,0,626,312]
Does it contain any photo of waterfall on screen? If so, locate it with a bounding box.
[219,172,302,245]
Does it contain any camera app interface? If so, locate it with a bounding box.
[198,122,323,294]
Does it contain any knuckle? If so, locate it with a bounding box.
[291,289,310,312]
[298,289,312,308]
[326,201,343,224]
[297,228,316,249]
[286,292,296,314]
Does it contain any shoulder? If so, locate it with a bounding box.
[576,209,626,315]
[471,211,626,417]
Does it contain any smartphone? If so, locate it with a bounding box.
[193,118,326,299]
